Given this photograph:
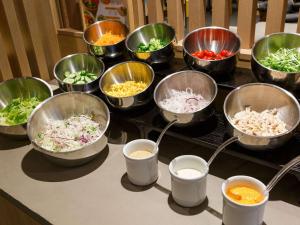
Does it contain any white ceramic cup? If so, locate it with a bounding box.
[123,139,158,186]
[222,175,269,225]
[169,155,209,207]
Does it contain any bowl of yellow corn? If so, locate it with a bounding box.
[99,61,155,109]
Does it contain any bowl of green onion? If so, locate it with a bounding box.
[0,77,53,137]
[125,23,175,65]
[251,32,300,91]
[54,53,105,93]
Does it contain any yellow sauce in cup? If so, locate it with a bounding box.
[227,186,264,205]
[129,150,153,159]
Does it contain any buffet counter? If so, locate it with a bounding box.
[0,131,299,225]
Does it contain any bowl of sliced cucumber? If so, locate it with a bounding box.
[54,53,105,93]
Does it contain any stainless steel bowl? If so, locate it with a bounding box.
[54,53,105,93]
[0,77,53,138]
[154,70,218,126]
[183,26,240,77]
[83,20,128,58]
[224,83,300,150]
[99,61,155,109]
[27,92,110,166]
[251,32,300,91]
[125,23,175,65]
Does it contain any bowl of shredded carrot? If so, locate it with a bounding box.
[83,20,128,58]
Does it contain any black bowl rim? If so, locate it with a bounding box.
[0,76,53,127]
[99,60,155,98]
[125,22,176,54]
[223,82,300,139]
[53,53,105,86]
[153,70,218,115]
[27,91,110,154]
[183,26,241,62]
[251,32,300,74]
[82,19,129,47]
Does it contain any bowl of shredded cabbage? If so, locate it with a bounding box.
[154,70,218,126]
[99,61,155,110]
[0,77,53,137]
[27,92,110,166]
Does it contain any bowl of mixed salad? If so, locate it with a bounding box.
[251,32,300,91]
[27,92,110,166]
[54,53,105,93]
[125,22,175,65]
[0,77,53,137]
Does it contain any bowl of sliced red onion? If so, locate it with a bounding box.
[154,70,217,126]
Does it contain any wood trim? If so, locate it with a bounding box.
[167,0,184,41]
[297,9,300,33]
[237,0,257,49]
[147,0,164,23]
[265,0,287,35]
[212,0,230,28]
[188,0,206,31]
[0,32,13,80]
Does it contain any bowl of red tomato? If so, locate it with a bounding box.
[183,26,240,78]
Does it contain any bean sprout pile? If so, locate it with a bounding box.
[159,88,210,113]
[35,115,105,152]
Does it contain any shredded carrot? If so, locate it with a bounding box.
[94,31,125,46]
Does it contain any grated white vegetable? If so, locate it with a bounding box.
[36,115,105,152]
[159,88,210,113]
[231,107,287,136]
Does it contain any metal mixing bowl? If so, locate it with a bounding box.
[125,23,175,65]
[83,20,128,58]
[0,77,53,138]
[54,53,105,93]
[27,92,110,166]
[224,83,300,150]
[251,32,300,91]
[183,26,240,77]
[154,70,218,126]
[99,61,155,109]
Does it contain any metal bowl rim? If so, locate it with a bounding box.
[183,26,241,62]
[27,91,110,154]
[53,53,105,86]
[0,76,53,128]
[99,60,155,98]
[223,82,300,139]
[125,22,176,53]
[251,32,300,74]
[153,70,218,115]
[83,19,129,47]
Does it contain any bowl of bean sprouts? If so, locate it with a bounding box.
[154,70,218,126]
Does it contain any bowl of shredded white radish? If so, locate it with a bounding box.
[27,92,110,166]
[154,70,217,126]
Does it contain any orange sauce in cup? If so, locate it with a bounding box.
[227,185,264,205]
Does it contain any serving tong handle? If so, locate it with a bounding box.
[266,155,300,193]
[155,119,178,151]
[207,136,238,166]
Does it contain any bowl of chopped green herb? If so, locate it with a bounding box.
[252,32,300,91]
[0,77,53,137]
[54,53,105,93]
[125,23,175,65]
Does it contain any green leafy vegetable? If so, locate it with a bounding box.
[259,48,300,72]
[137,38,167,52]
[63,70,98,85]
[0,97,41,125]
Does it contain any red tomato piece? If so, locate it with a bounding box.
[220,50,230,57]
[215,54,223,60]
[196,51,204,58]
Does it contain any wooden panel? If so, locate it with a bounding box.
[265,0,287,35]
[134,0,145,27]
[148,0,164,23]
[167,0,184,41]
[125,0,137,31]
[297,9,300,33]
[0,194,41,225]
[237,0,257,49]
[188,0,206,31]
[212,0,230,28]
[0,32,13,80]
[57,29,86,57]
[2,0,31,76]
[22,0,51,80]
